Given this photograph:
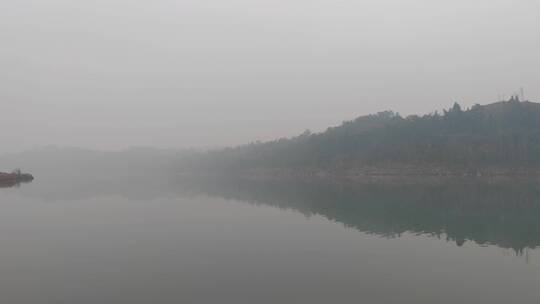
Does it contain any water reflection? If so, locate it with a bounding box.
[0,179,33,189]
[173,178,540,254]
[5,174,540,253]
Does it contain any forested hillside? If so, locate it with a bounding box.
[182,99,540,170]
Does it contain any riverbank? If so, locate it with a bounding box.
[191,165,540,185]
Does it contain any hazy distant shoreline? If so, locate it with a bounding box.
[187,165,540,185]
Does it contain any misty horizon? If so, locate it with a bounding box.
[2,0,539,153]
[2,2,540,303]
[1,98,531,155]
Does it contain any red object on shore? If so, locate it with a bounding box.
[0,171,34,183]
[0,172,18,182]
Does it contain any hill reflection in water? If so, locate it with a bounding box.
[173,177,540,254]
[7,174,540,253]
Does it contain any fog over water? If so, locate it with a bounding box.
[1,154,540,303]
[2,2,540,303]
[2,0,540,153]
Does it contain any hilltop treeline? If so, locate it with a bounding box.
[182,100,540,170]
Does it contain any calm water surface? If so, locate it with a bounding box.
[0,176,539,304]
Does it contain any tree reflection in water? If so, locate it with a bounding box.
[175,177,540,255]
[5,173,540,254]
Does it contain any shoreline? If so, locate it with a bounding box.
[185,165,540,185]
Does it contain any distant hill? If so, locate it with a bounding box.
[181,99,540,172]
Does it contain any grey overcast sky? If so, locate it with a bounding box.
[1,0,539,153]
